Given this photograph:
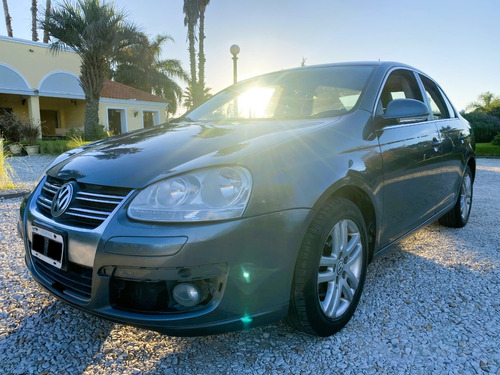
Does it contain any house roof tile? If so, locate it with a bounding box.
[101,80,168,103]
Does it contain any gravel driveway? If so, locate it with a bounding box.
[1,156,499,374]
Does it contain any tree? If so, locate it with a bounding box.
[467,91,500,113]
[113,34,188,115]
[2,0,13,37]
[182,84,211,110]
[31,0,38,41]
[197,0,209,104]
[43,0,139,139]
[43,0,51,43]
[183,0,199,107]
[183,0,211,110]
[492,131,500,146]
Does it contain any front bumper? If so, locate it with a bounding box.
[20,188,312,336]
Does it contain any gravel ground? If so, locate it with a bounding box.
[3,154,58,192]
[1,156,499,374]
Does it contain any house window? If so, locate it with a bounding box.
[143,111,160,129]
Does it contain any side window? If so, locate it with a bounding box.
[419,75,450,120]
[439,87,456,118]
[377,69,423,116]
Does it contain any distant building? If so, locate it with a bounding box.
[0,35,168,138]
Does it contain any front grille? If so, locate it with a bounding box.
[36,177,130,229]
[33,258,92,302]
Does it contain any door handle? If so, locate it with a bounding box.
[432,138,441,152]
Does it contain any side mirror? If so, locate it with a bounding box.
[382,99,430,125]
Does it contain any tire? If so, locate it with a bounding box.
[439,165,473,228]
[286,197,368,337]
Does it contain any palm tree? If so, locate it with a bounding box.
[31,0,38,41]
[197,0,210,104]
[42,0,51,43]
[43,0,139,139]
[183,84,211,111]
[2,0,13,37]
[183,0,212,109]
[467,92,498,112]
[113,34,188,115]
[183,0,200,107]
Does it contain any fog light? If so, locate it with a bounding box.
[173,283,202,307]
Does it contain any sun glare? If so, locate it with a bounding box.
[237,87,276,119]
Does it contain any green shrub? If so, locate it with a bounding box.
[0,110,22,142]
[64,127,84,139]
[492,132,500,146]
[67,135,89,149]
[37,139,91,155]
[91,124,111,140]
[81,124,111,141]
[38,140,72,154]
[62,125,110,142]
[462,112,500,143]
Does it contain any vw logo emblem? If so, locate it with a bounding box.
[51,182,74,217]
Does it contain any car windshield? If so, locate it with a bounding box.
[185,65,374,123]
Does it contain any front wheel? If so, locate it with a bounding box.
[286,198,368,337]
[439,165,473,228]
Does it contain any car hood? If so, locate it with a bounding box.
[47,119,339,188]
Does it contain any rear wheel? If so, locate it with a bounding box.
[286,198,368,337]
[439,165,473,228]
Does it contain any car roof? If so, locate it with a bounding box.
[237,61,423,84]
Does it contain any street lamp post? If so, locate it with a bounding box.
[230,44,240,117]
[230,44,240,85]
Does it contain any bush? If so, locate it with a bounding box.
[38,140,73,154]
[88,124,111,141]
[64,127,84,139]
[492,132,500,146]
[0,110,22,143]
[20,119,41,146]
[462,111,500,143]
[37,138,91,154]
[0,149,17,189]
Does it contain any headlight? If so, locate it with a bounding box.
[127,166,252,222]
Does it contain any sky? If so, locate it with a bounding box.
[1,0,499,111]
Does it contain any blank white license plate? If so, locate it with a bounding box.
[31,225,64,269]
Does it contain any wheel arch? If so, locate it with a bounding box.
[313,184,377,263]
[467,156,476,182]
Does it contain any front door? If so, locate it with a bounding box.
[375,69,443,246]
[40,110,59,136]
[377,122,442,245]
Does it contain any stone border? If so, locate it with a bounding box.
[0,189,30,199]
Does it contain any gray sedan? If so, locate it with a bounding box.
[19,61,475,337]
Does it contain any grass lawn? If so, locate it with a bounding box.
[476,143,500,157]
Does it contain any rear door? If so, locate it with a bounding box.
[417,74,467,211]
[375,69,443,246]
